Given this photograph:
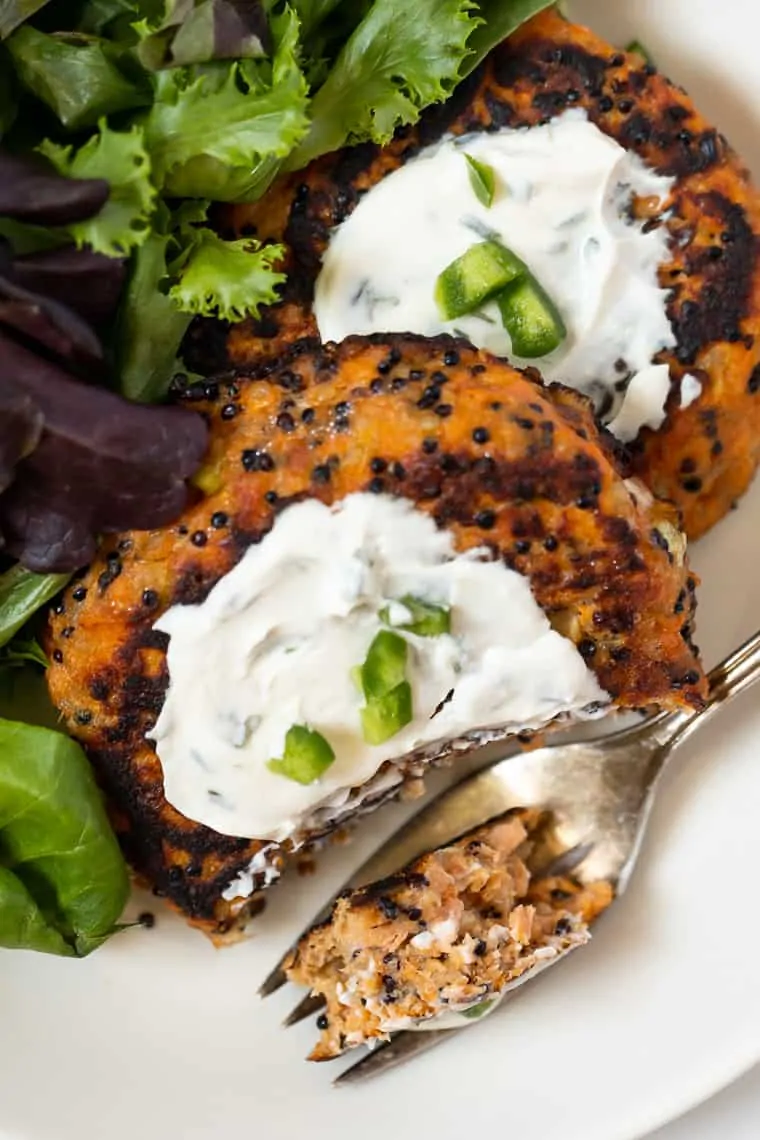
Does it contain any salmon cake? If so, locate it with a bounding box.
[285,810,614,1059]
[46,335,705,940]
[194,9,760,540]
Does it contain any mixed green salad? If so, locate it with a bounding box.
[0,0,552,957]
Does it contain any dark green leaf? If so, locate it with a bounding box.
[0,563,69,648]
[7,26,150,130]
[0,0,52,40]
[0,717,130,955]
[0,50,16,137]
[0,636,49,670]
[461,0,552,78]
[284,0,474,171]
[115,224,193,401]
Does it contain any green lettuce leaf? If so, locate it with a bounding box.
[115,222,193,402]
[462,0,552,76]
[0,564,69,648]
[0,717,130,956]
[284,0,476,170]
[38,122,157,256]
[6,26,150,129]
[0,636,48,670]
[144,3,309,200]
[168,226,285,320]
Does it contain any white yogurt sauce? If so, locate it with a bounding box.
[150,494,607,842]
[314,110,678,441]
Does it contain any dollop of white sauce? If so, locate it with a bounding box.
[314,111,678,442]
[150,495,607,842]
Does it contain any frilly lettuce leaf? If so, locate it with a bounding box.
[38,122,157,256]
[168,226,285,320]
[144,4,309,200]
[284,0,476,170]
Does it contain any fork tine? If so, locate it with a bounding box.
[333,1029,452,1087]
[283,992,326,1028]
[259,965,288,998]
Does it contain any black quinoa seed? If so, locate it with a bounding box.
[578,638,597,660]
[378,897,398,919]
[74,709,92,725]
[368,477,385,494]
[301,407,315,423]
[555,917,573,936]
[422,437,438,454]
[52,649,63,664]
[370,457,388,473]
[472,427,490,444]
[316,1014,329,1031]
[682,476,703,493]
[435,403,453,417]
[312,464,331,484]
[407,907,422,921]
[474,939,488,957]
[392,462,406,479]
[138,912,156,929]
[242,449,275,472]
[443,349,459,366]
[474,509,496,530]
[210,511,228,529]
[514,540,531,555]
[276,411,295,432]
[544,535,559,552]
[72,586,87,602]
[191,531,208,547]
[220,403,239,420]
[142,589,158,607]
[265,490,279,505]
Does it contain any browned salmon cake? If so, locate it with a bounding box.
[45,334,705,941]
[192,8,760,540]
[285,810,614,1060]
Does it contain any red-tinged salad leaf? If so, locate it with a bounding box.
[0,329,208,570]
[0,150,109,226]
[0,717,130,956]
[0,271,106,379]
[137,0,270,69]
[10,245,127,327]
[38,122,156,257]
[0,385,42,492]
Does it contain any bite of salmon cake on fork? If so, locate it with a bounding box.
[46,334,705,942]
[285,809,614,1060]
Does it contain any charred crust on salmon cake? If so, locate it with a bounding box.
[186,9,760,540]
[46,334,705,939]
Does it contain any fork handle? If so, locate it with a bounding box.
[646,628,760,754]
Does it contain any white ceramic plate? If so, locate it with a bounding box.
[3,2,760,1138]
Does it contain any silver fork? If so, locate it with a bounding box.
[262,628,760,1084]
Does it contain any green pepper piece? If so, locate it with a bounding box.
[497,274,567,359]
[460,998,495,1020]
[464,154,496,208]
[360,681,413,745]
[267,724,336,785]
[380,595,451,638]
[359,629,408,701]
[435,240,526,321]
[626,39,653,65]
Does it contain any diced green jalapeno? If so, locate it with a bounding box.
[267,724,336,785]
[496,274,566,359]
[360,681,413,745]
[380,595,451,637]
[460,999,495,1020]
[464,154,496,208]
[355,630,414,744]
[359,629,408,701]
[626,39,653,65]
[435,240,526,321]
